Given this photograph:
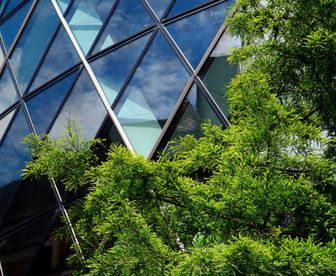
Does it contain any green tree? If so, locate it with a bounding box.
[23,0,336,274]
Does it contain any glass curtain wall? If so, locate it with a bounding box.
[0,0,238,274]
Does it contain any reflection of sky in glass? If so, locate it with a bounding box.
[49,70,107,139]
[167,0,213,17]
[0,109,15,140]
[167,1,233,68]
[93,0,153,53]
[147,0,171,18]
[0,0,32,50]
[0,107,30,187]
[0,67,19,114]
[27,71,78,135]
[29,26,80,92]
[114,31,189,157]
[67,0,114,55]
[9,0,59,92]
[91,33,150,104]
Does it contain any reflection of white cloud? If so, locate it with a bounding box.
[49,71,107,139]
[147,0,169,17]
[10,1,60,91]
[0,109,15,140]
[97,1,152,51]
[30,28,78,91]
[0,109,30,187]
[212,31,241,57]
[92,35,149,103]
[10,47,26,90]
[0,68,18,114]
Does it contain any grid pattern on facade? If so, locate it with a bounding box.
[0,0,239,274]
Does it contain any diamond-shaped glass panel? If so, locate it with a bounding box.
[49,69,107,139]
[167,1,233,68]
[9,0,59,92]
[0,0,33,50]
[91,33,150,104]
[29,26,80,92]
[93,0,154,53]
[114,31,189,157]
[27,70,78,135]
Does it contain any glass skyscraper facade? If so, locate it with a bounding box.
[0,0,239,274]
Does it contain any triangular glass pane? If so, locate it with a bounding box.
[9,0,60,92]
[49,69,107,139]
[171,83,221,140]
[166,1,234,68]
[147,0,171,19]
[56,0,71,14]
[0,109,15,140]
[27,71,78,135]
[91,33,150,104]
[114,31,190,157]
[167,0,217,18]
[29,26,80,92]
[0,66,18,114]
[93,0,154,53]
[67,0,116,55]
[97,115,124,149]
[0,0,33,50]
[200,31,240,118]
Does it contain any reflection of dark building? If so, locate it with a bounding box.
[0,0,239,274]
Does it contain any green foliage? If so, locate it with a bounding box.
[22,1,336,274]
[227,0,336,133]
[174,237,336,275]
[22,122,102,191]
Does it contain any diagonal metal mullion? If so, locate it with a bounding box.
[50,0,135,152]
[148,2,233,158]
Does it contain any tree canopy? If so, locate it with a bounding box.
[23,0,336,275]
